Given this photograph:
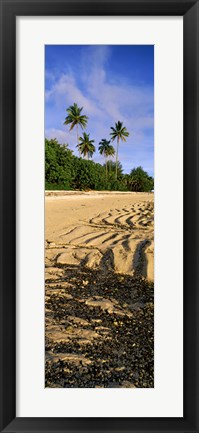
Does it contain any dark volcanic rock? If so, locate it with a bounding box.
[45,264,154,388]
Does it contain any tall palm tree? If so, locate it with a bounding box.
[98,139,115,178]
[78,132,95,159]
[64,103,88,155]
[110,121,129,179]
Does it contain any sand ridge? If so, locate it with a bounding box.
[45,192,154,280]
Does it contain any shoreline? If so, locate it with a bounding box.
[45,190,154,200]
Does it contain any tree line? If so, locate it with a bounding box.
[45,138,154,192]
[45,102,153,191]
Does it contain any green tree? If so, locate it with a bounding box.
[105,161,125,190]
[64,103,88,155]
[73,158,106,190]
[98,139,115,178]
[45,137,153,193]
[110,121,129,180]
[106,160,123,179]
[45,138,74,189]
[78,132,95,159]
[128,166,154,192]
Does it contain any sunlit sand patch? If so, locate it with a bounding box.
[46,199,154,279]
[46,351,92,365]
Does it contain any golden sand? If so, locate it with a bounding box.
[45,191,154,279]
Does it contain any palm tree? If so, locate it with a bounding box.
[110,121,129,179]
[78,132,95,159]
[64,103,88,155]
[98,139,115,178]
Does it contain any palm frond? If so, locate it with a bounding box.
[110,121,129,142]
[78,132,95,158]
[64,103,88,130]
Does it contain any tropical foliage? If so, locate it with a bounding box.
[64,103,88,154]
[45,138,153,192]
[78,132,95,159]
[45,138,74,189]
[46,103,153,191]
[110,121,129,179]
[124,167,154,192]
[98,139,115,178]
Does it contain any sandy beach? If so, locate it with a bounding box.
[45,191,154,278]
[45,191,154,388]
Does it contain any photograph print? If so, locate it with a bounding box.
[45,45,154,388]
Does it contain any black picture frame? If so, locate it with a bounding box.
[0,0,198,432]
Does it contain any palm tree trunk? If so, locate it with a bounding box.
[115,137,119,180]
[76,124,80,157]
[106,157,108,179]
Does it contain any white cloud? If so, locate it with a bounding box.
[46,73,101,117]
[46,70,153,137]
[45,128,73,145]
[45,46,154,173]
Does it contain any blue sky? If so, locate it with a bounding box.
[45,45,154,176]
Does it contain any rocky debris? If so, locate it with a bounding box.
[45,264,154,388]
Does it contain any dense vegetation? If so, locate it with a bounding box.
[46,102,153,191]
[45,138,154,192]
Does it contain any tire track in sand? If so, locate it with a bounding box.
[46,200,154,280]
